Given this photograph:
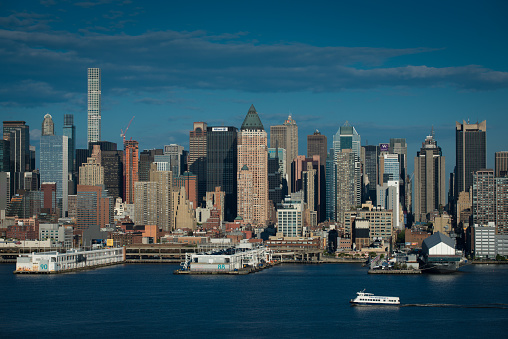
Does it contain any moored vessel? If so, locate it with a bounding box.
[350,290,400,306]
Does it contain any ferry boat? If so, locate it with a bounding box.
[350,290,400,306]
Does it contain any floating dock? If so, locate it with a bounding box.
[368,269,421,274]
[14,247,126,274]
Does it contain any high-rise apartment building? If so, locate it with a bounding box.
[325,149,336,221]
[124,140,139,204]
[40,135,68,217]
[496,177,508,234]
[377,180,400,230]
[307,130,327,164]
[41,114,54,136]
[336,149,361,224]
[413,133,446,222]
[472,169,495,226]
[150,163,173,231]
[270,115,298,190]
[189,122,207,207]
[87,68,101,145]
[237,105,268,225]
[134,181,159,226]
[455,120,486,197]
[495,151,508,177]
[207,126,237,221]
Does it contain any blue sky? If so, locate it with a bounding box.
[1,0,507,177]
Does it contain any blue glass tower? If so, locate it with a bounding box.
[40,135,68,217]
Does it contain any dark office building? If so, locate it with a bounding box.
[455,120,486,198]
[75,149,90,171]
[206,126,237,221]
[0,140,9,172]
[363,145,379,204]
[3,121,31,196]
[102,150,124,200]
[63,114,76,173]
[268,155,283,209]
[139,149,163,182]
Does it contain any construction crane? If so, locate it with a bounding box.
[120,116,135,145]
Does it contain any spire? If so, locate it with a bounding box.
[241,104,264,131]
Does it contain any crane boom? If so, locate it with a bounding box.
[120,116,135,144]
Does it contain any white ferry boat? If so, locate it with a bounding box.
[350,290,400,306]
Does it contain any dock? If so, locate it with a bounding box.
[174,261,280,275]
[368,269,421,274]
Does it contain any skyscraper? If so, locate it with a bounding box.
[138,149,163,182]
[3,121,31,196]
[413,132,446,222]
[150,163,173,231]
[164,144,185,177]
[124,140,139,204]
[362,145,379,204]
[87,67,101,145]
[389,138,408,213]
[189,122,207,207]
[379,154,399,184]
[237,105,268,225]
[41,114,54,136]
[336,149,361,224]
[63,114,76,174]
[40,134,68,217]
[207,126,237,221]
[333,122,361,160]
[495,151,508,177]
[270,115,298,190]
[472,169,495,225]
[455,120,486,197]
[307,130,327,164]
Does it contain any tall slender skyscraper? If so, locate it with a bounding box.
[455,120,486,197]
[237,105,268,225]
[87,68,101,145]
[413,132,446,222]
[270,115,298,191]
[189,122,207,207]
[124,140,139,204]
[63,114,76,173]
[3,121,31,196]
[207,126,237,221]
[336,149,361,224]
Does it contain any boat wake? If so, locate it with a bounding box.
[401,303,508,309]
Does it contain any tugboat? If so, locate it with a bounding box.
[350,290,400,306]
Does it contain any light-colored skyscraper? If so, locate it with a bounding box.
[333,122,361,161]
[377,180,401,229]
[413,133,446,222]
[379,153,399,184]
[270,115,298,190]
[87,68,101,145]
[40,135,68,217]
[150,163,173,231]
[41,114,54,136]
[237,105,268,225]
[336,149,361,224]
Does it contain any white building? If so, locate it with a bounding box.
[87,67,101,145]
[277,194,303,237]
[377,180,401,230]
[39,224,73,248]
[473,223,496,258]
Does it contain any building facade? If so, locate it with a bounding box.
[40,135,68,217]
[87,67,101,145]
[124,140,139,204]
[237,105,268,226]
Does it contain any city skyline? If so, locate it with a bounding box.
[0,1,507,178]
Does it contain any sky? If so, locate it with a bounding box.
[1,0,507,177]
